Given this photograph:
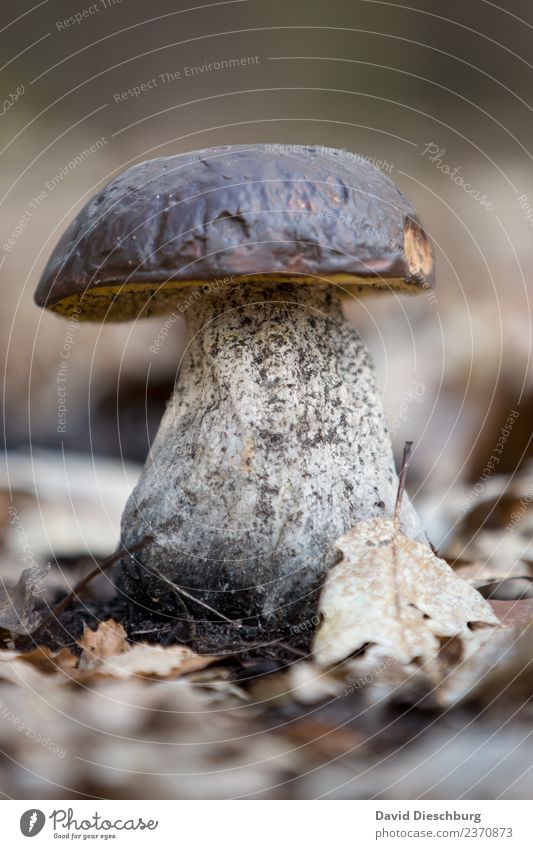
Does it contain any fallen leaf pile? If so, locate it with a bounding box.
[12,619,221,683]
[445,475,533,602]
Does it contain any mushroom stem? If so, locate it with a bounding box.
[119,282,424,627]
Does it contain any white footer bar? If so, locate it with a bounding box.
[2,799,531,848]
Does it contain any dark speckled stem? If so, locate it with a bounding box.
[119,282,423,630]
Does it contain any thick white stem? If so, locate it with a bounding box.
[120,283,424,626]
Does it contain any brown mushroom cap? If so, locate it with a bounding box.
[34,144,435,321]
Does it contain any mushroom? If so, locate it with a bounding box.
[35,144,434,635]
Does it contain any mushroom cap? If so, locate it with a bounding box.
[34,144,435,321]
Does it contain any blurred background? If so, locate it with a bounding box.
[1,0,533,799]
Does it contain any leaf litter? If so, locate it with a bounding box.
[1,444,533,797]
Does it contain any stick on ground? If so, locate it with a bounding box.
[32,535,153,636]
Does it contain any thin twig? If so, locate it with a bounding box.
[150,564,241,627]
[392,441,414,655]
[394,440,413,524]
[32,535,153,635]
[172,591,197,641]
[275,640,308,658]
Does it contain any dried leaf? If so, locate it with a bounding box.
[453,561,533,601]
[77,619,129,670]
[0,649,72,690]
[446,487,533,570]
[437,621,533,705]
[313,518,500,681]
[0,563,49,635]
[488,597,533,627]
[453,559,533,585]
[17,644,78,674]
[287,661,345,705]
[88,642,219,680]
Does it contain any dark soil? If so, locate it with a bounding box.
[13,589,313,663]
